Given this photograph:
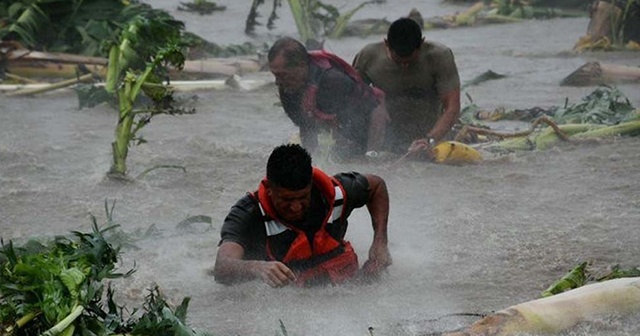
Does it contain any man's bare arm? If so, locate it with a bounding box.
[363,174,392,270]
[213,241,297,287]
[427,88,460,140]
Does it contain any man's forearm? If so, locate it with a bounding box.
[365,174,389,242]
[367,103,388,152]
[214,258,261,284]
[428,89,460,140]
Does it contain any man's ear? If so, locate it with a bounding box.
[263,180,273,195]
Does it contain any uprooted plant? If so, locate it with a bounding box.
[98,14,196,179]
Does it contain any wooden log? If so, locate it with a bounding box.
[177,57,263,78]
[5,49,107,65]
[7,62,107,79]
[445,277,640,336]
[4,73,95,97]
[4,46,263,80]
[0,77,273,94]
[560,61,640,86]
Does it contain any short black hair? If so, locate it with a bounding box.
[266,144,312,190]
[268,37,310,68]
[386,18,423,57]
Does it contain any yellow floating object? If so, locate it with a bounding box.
[431,141,482,165]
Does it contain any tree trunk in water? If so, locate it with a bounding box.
[445,277,640,336]
[560,61,640,86]
[586,1,623,41]
[586,0,640,44]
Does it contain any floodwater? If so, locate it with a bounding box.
[1,0,640,335]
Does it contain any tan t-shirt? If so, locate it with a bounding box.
[353,41,460,153]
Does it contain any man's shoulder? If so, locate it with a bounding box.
[333,171,368,190]
[361,41,385,53]
[422,40,454,57]
[227,193,261,221]
[356,42,386,60]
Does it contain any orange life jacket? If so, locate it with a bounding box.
[302,50,385,126]
[254,167,359,286]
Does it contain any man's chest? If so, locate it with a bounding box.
[368,60,436,96]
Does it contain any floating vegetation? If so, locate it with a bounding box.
[178,0,227,15]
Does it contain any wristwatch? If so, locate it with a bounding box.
[365,150,379,158]
[426,137,436,146]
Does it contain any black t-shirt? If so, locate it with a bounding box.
[279,64,379,154]
[219,172,370,261]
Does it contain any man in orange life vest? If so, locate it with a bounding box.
[213,144,392,287]
[267,37,388,161]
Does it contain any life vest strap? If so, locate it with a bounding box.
[286,244,345,272]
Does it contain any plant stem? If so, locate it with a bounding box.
[287,0,314,43]
[40,305,84,336]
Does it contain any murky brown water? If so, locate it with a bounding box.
[1,0,640,335]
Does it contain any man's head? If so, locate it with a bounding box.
[265,144,313,222]
[268,37,310,93]
[384,17,424,68]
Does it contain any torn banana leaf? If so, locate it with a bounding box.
[541,262,589,298]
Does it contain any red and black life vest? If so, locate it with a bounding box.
[302,50,385,126]
[253,167,359,286]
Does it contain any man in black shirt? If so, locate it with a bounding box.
[268,37,388,161]
[213,144,392,287]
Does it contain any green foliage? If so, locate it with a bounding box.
[0,218,130,335]
[130,287,214,336]
[541,262,589,298]
[245,0,372,42]
[542,262,640,298]
[0,201,212,336]
[0,0,157,57]
[108,38,195,178]
[597,264,640,281]
[553,85,636,125]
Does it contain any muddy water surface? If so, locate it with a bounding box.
[2,0,640,335]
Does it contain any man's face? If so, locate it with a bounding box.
[384,38,423,69]
[267,182,312,223]
[269,54,308,93]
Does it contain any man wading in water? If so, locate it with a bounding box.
[353,17,461,158]
[268,37,389,161]
[213,144,392,287]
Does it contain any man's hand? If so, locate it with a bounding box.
[255,261,298,288]
[361,241,392,280]
[408,138,435,159]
